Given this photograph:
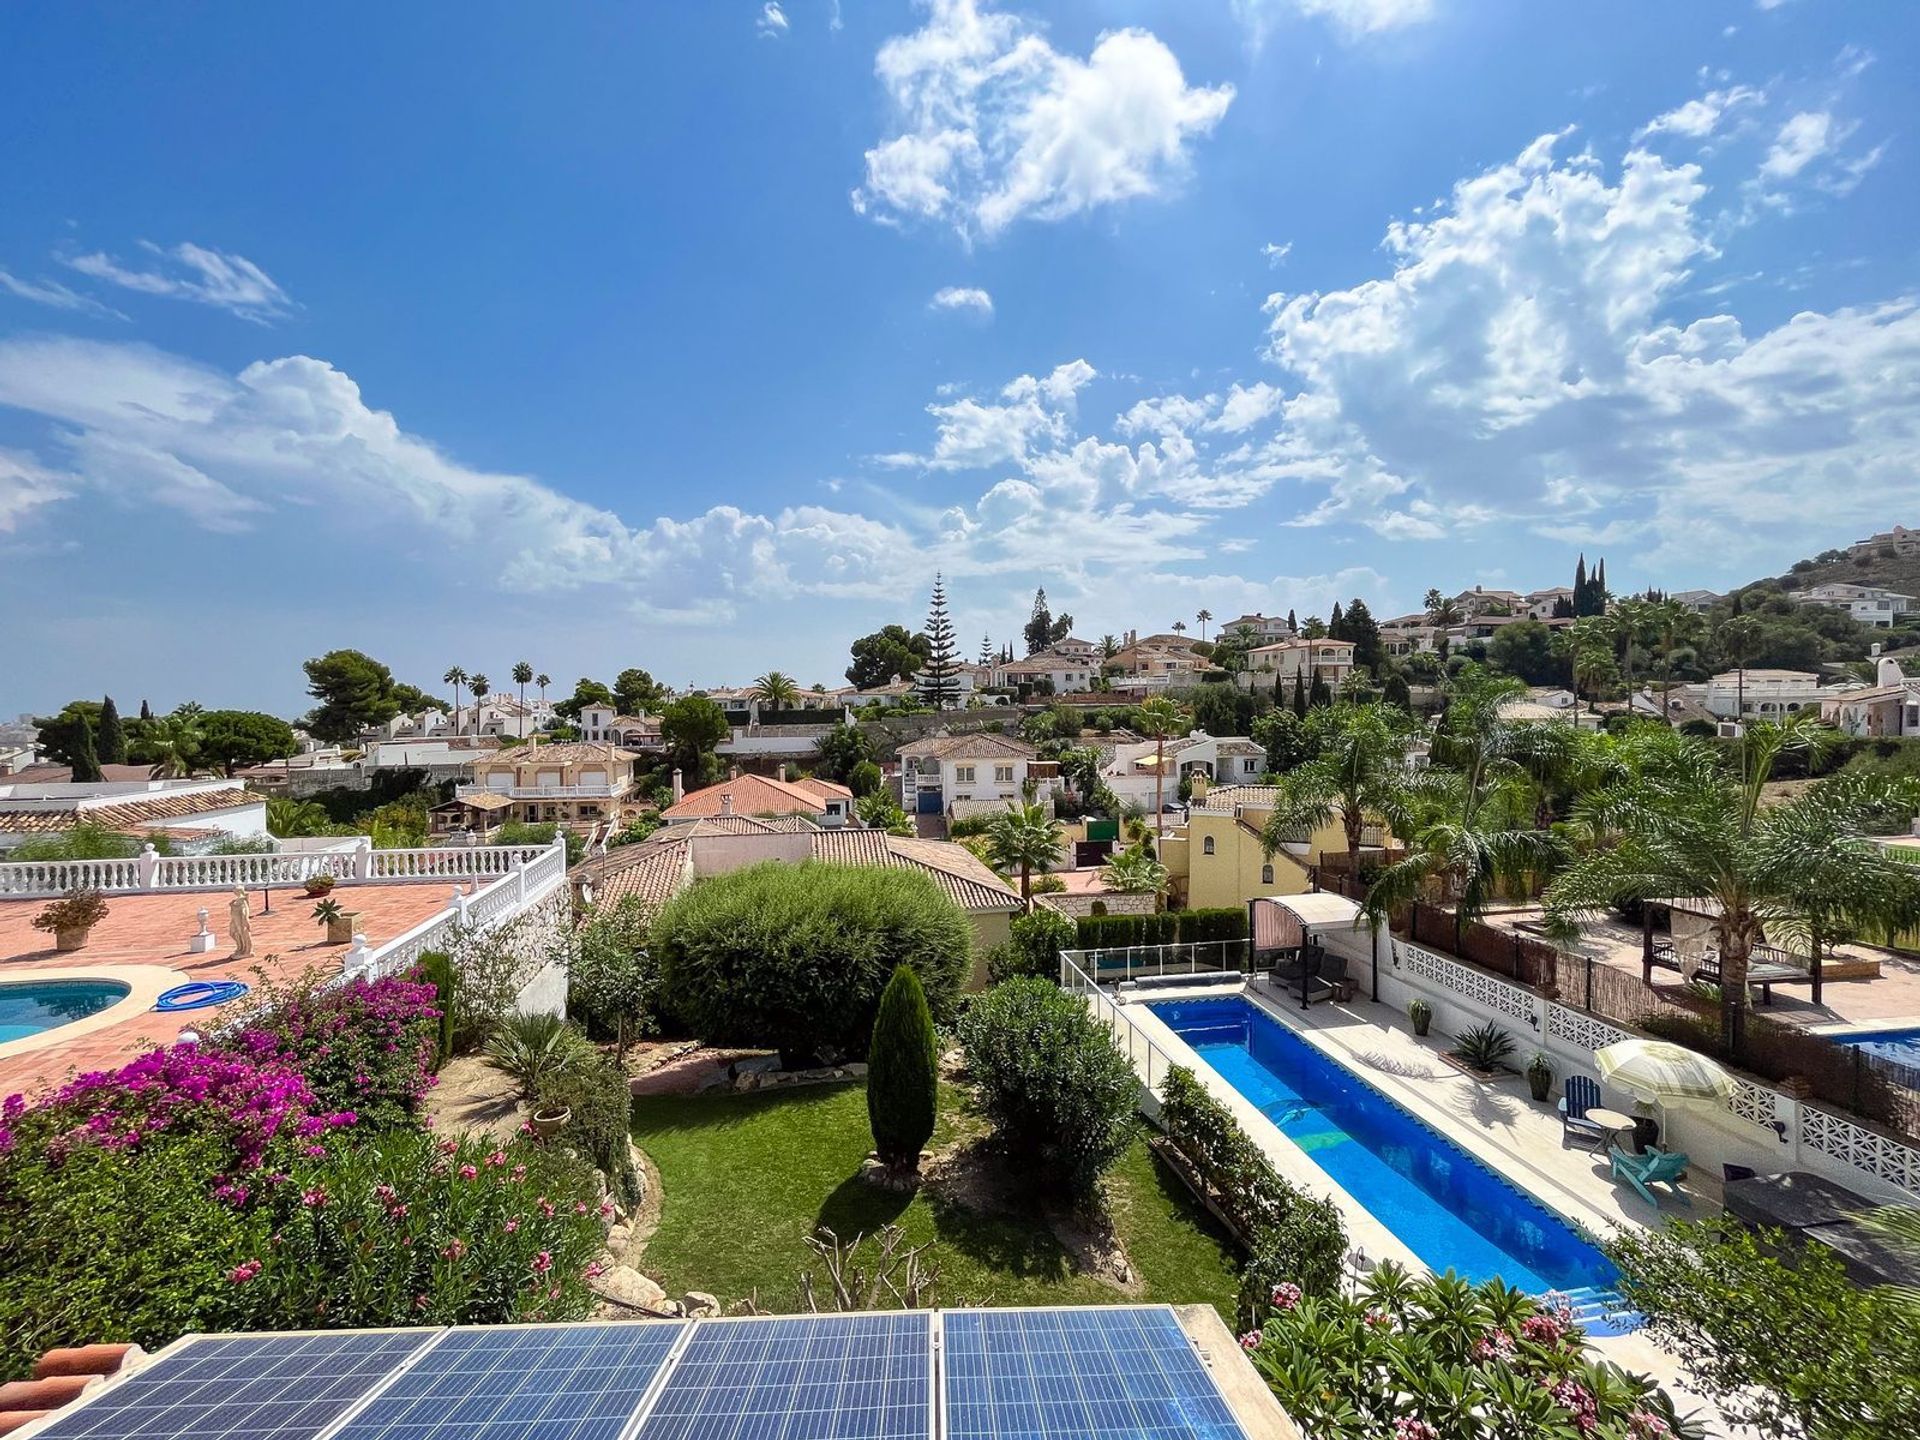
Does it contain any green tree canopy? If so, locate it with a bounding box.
[985,802,1067,908]
[554,677,617,722]
[612,668,666,714]
[659,695,731,785]
[29,701,104,772]
[302,649,400,742]
[195,710,299,776]
[811,723,875,782]
[846,625,930,689]
[96,696,127,766]
[1488,618,1565,686]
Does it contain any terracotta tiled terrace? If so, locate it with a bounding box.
[0,884,457,1099]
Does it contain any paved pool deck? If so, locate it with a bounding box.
[0,884,459,1098]
[1114,979,1739,1434]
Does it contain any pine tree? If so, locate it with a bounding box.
[979,634,994,666]
[867,965,938,1174]
[71,718,103,783]
[917,574,961,710]
[1024,588,1053,655]
[96,696,127,766]
[1595,558,1608,611]
[1344,597,1382,674]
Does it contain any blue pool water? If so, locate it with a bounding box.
[1832,1026,1920,1068]
[1152,996,1618,1297]
[0,979,129,1043]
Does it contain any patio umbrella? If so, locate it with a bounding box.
[1594,1039,1733,1106]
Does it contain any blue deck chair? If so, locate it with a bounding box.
[1558,1074,1609,1151]
[1610,1147,1692,1207]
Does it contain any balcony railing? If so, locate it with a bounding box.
[455,783,629,800]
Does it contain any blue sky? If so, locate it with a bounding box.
[1,0,1915,716]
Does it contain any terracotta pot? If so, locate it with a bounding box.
[532,1106,571,1138]
[54,927,89,952]
[303,881,335,898]
[325,912,358,945]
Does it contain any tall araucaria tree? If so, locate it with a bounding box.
[917,574,961,710]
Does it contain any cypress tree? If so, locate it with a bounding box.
[1328,601,1346,640]
[1574,554,1589,616]
[97,696,127,766]
[71,718,103,783]
[917,574,960,710]
[1595,558,1607,609]
[1291,674,1308,718]
[1286,608,1298,633]
[867,964,938,1174]
[1309,669,1332,708]
[139,698,153,722]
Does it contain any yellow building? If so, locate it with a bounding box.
[1162,781,1390,911]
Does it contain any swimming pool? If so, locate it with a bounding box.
[0,979,130,1043]
[1831,1026,1920,1069]
[1151,995,1619,1297]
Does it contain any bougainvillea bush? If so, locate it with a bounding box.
[224,970,441,1130]
[1242,1265,1700,1440]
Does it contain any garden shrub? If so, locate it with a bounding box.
[566,896,660,1058]
[654,862,971,1057]
[484,1012,596,1101]
[998,907,1074,982]
[1074,908,1248,949]
[534,1050,642,1209]
[1244,1266,1695,1439]
[226,971,440,1129]
[1159,1067,1345,1317]
[415,951,458,1069]
[956,978,1137,1200]
[867,966,938,1173]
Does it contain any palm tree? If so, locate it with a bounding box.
[1565,618,1617,711]
[443,666,467,730]
[1366,668,1564,946]
[512,661,534,737]
[1196,609,1213,642]
[1099,847,1170,906]
[1259,703,1418,877]
[1545,717,1920,1056]
[267,796,331,838]
[1171,620,1188,638]
[856,790,915,836]
[535,672,551,721]
[1423,587,1463,627]
[1134,696,1190,842]
[752,671,800,708]
[469,674,490,729]
[1600,596,1659,696]
[138,713,202,779]
[1715,615,1763,729]
[1648,600,1706,725]
[985,801,1067,910]
[1099,634,1120,661]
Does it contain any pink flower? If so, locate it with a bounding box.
[1472,1329,1516,1361]
[1629,1412,1671,1439]
[1520,1314,1565,1347]
[598,1200,615,1220]
[519,1120,535,1136]
[1238,1330,1261,1351]
[531,1250,552,1275]
[1393,1421,1439,1440]
[537,1196,555,1218]
[583,1261,605,1280]
[374,1183,399,1203]
[227,1259,262,1284]
[301,1186,328,1208]
[1269,1282,1302,1311]
[1364,1310,1394,1330]
[485,1150,507,1168]
[304,1145,328,1158]
[573,1201,589,1215]
[504,1218,520,1233]
[442,1237,467,1260]
[458,1164,478,1181]
[1548,1378,1599,1433]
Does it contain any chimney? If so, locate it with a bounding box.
[721,791,734,816]
[729,764,741,780]
[1879,655,1904,686]
[778,762,789,783]
[671,768,684,803]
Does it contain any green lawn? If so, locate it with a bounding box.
[630,1081,1241,1318]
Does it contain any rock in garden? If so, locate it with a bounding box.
[682,1291,721,1318]
[597,1266,667,1310]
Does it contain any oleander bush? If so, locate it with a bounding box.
[654,862,971,1057]
[1159,1066,1345,1320]
[1243,1265,1699,1440]
[956,978,1137,1201]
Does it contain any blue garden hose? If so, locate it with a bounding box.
[155,979,250,1012]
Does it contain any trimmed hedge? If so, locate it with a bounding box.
[1074,908,1248,949]
[1160,1066,1346,1323]
[653,861,971,1057]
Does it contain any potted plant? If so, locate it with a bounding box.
[302,873,337,899]
[487,1012,592,1132]
[1408,998,1433,1037]
[311,897,357,945]
[32,888,109,952]
[1526,1050,1554,1103]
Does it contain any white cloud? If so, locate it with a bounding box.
[64,242,293,323]
[1634,85,1765,142]
[1232,0,1433,47]
[1761,110,1837,178]
[757,3,789,38]
[0,268,125,319]
[1260,241,1292,267]
[852,0,1233,238]
[1208,381,1284,434]
[830,0,844,31]
[930,285,993,315]
[0,449,71,533]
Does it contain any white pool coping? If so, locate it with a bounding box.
[0,964,180,1063]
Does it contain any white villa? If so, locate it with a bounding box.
[1789,582,1914,628]
[898,732,1062,822]
[1242,637,1356,691]
[1697,669,1824,720]
[0,776,269,854]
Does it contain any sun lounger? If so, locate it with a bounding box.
[1610,1146,1692,1207]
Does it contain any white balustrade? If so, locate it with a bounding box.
[0,841,550,898]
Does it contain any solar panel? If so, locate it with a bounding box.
[941,1307,1249,1440]
[631,1313,933,1440]
[329,1322,687,1440]
[26,1330,435,1440]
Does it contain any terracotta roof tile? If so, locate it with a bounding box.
[0,785,259,835]
[661,773,848,821]
[896,733,1037,762]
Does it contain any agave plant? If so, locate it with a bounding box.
[483,1011,595,1101]
[1449,1021,1516,1072]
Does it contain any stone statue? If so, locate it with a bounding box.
[229,887,253,959]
